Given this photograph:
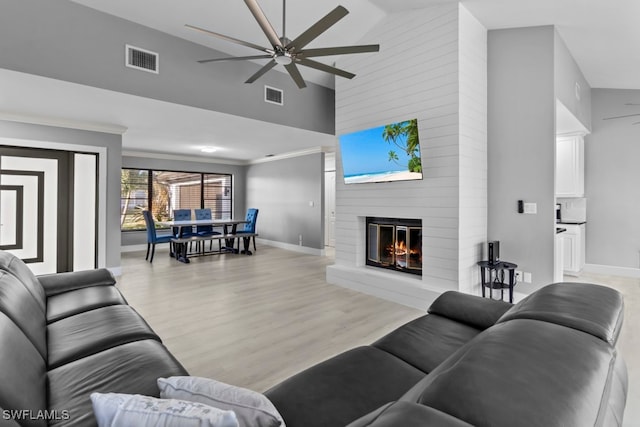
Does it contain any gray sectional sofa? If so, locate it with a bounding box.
[0,251,187,427]
[0,250,628,426]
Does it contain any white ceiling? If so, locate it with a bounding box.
[3,0,640,162]
[0,68,334,163]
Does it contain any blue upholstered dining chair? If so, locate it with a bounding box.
[194,208,222,252]
[142,210,174,263]
[235,208,259,252]
[172,209,197,238]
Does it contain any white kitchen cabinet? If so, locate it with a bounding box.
[562,223,586,276]
[556,134,585,197]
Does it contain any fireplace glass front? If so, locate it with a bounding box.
[366,217,422,276]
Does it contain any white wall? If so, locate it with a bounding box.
[246,152,325,252]
[488,26,556,293]
[586,89,640,272]
[458,6,488,294]
[327,4,487,309]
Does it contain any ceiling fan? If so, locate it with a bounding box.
[603,103,640,125]
[186,0,379,89]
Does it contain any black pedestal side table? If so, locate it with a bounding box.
[477,260,518,303]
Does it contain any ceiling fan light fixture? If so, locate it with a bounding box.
[274,52,293,65]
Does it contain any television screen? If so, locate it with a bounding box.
[339,118,422,184]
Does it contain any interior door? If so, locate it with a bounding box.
[324,170,336,247]
[0,146,97,274]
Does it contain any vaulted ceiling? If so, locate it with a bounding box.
[2,0,639,162]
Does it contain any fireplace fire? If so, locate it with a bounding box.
[366,217,422,276]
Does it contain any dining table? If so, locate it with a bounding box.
[157,218,248,263]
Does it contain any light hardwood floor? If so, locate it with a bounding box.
[117,246,422,392]
[118,246,638,425]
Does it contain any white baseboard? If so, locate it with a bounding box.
[583,263,640,279]
[256,238,325,256]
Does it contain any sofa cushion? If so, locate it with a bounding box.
[158,376,284,427]
[372,314,480,373]
[264,346,425,427]
[0,251,46,313]
[346,401,473,427]
[38,269,116,297]
[0,312,47,427]
[428,290,512,330]
[497,282,624,345]
[47,305,161,369]
[48,339,189,427]
[407,319,623,427]
[46,286,126,323]
[0,270,47,358]
[90,393,238,427]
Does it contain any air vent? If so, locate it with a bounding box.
[265,86,283,106]
[125,44,159,74]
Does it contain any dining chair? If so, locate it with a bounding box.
[172,209,197,238]
[194,208,222,252]
[142,210,174,263]
[235,208,259,252]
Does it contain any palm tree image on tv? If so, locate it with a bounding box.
[339,118,423,184]
[383,118,421,173]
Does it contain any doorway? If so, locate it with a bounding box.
[0,146,97,274]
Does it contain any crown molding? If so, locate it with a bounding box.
[248,145,335,165]
[122,150,247,166]
[0,111,127,135]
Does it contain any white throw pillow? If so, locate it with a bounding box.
[90,392,239,427]
[158,376,285,427]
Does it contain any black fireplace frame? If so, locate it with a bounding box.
[365,217,422,276]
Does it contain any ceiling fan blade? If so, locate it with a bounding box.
[198,55,272,64]
[297,58,355,79]
[287,6,349,51]
[299,44,380,58]
[185,24,271,53]
[245,59,278,84]
[285,63,307,89]
[244,0,283,48]
[602,113,640,120]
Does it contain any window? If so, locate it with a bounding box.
[120,169,232,231]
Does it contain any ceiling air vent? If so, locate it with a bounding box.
[125,44,159,74]
[265,86,283,106]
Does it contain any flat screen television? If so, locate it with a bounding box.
[339,118,422,184]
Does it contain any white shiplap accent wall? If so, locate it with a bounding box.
[458,5,488,294]
[326,4,488,309]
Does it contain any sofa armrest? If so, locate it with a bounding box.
[38,269,116,297]
[427,291,512,330]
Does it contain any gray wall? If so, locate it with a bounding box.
[554,33,592,131]
[245,153,324,250]
[586,89,640,269]
[488,26,556,293]
[0,120,122,270]
[121,155,247,246]
[0,0,334,135]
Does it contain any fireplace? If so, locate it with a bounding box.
[366,217,422,276]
